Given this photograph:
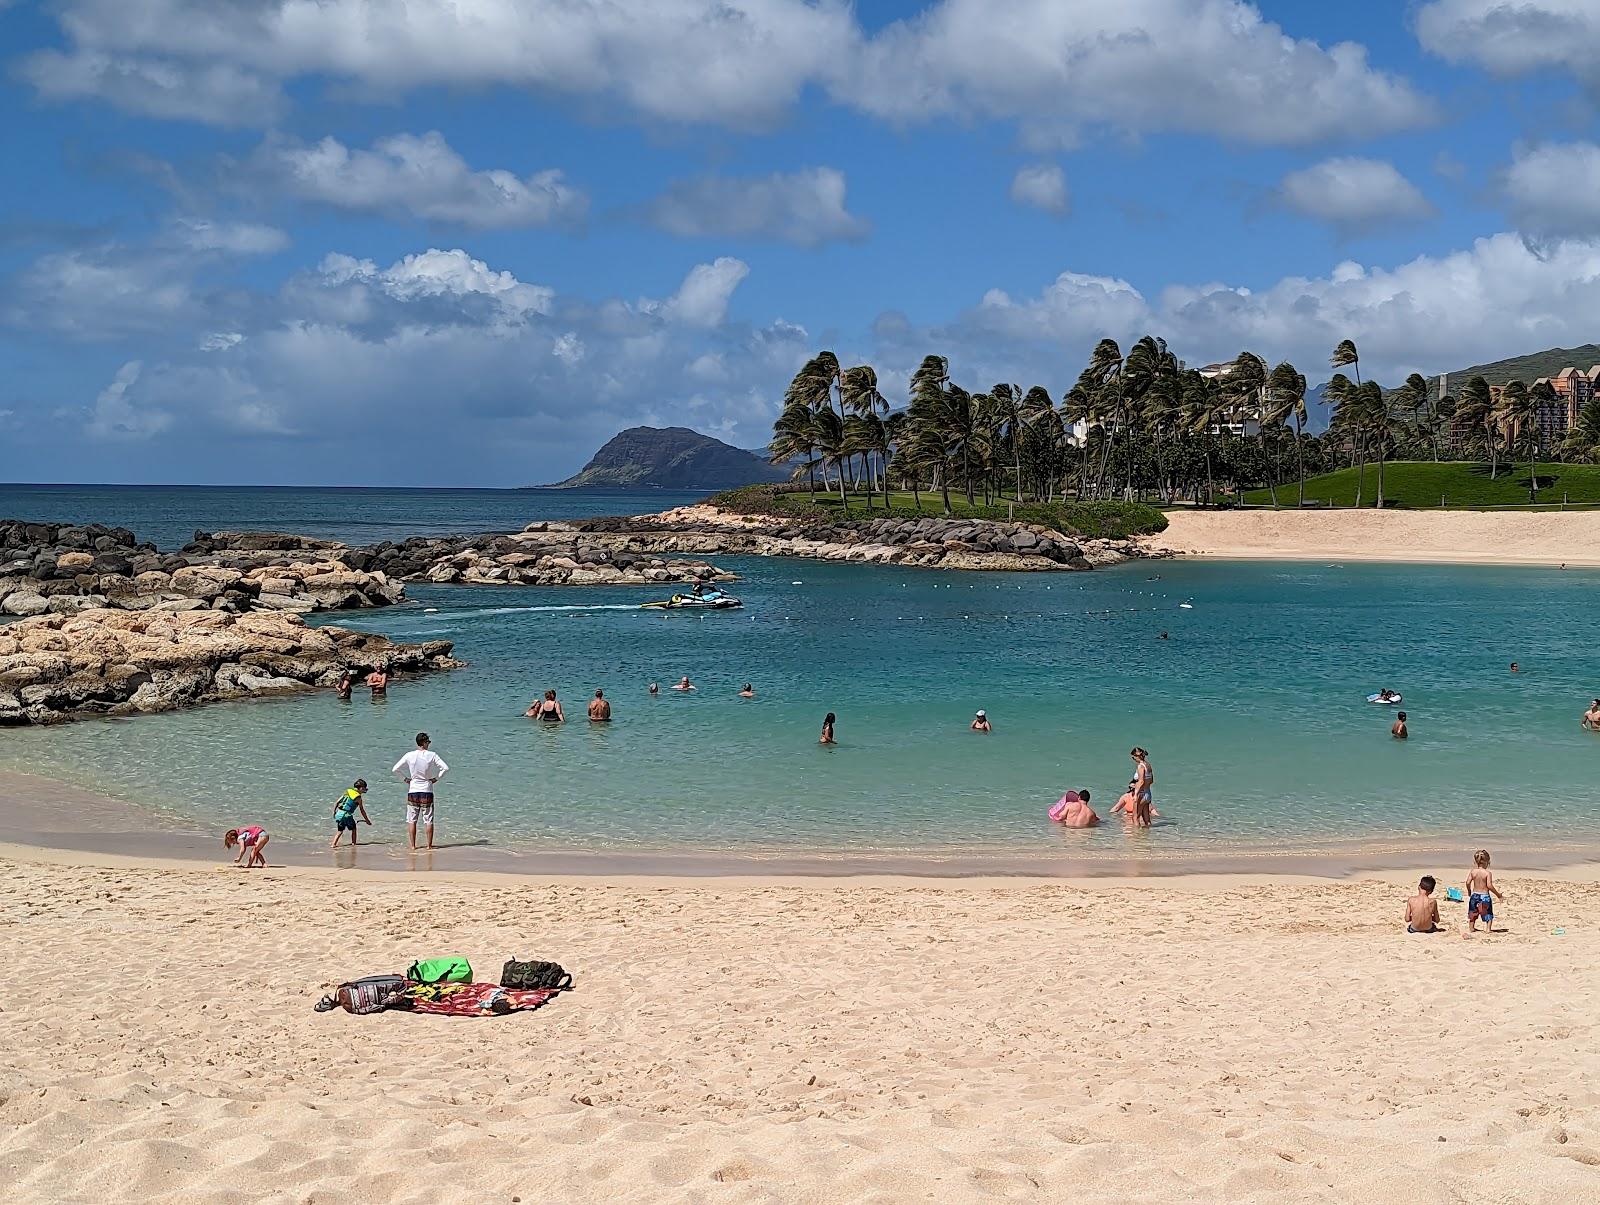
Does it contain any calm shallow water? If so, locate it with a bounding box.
[0,484,706,549]
[5,556,1598,860]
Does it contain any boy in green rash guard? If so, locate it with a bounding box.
[331,779,371,848]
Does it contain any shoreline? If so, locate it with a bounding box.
[9,770,1599,886]
[1145,507,1600,566]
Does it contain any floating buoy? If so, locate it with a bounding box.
[1179,602,1194,609]
[423,608,439,613]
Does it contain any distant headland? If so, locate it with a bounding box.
[546,426,790,490]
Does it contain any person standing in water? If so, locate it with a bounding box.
[673,676,696,692]
[970,710,992,732]
[526,690,564,722]
[366,664,389,698]
[1391,711,1408,740]
[1130,747,1155,827]
[335,670,353,701]
[1582,699,1600,731]
[392,732,448,851]
[820,713,836,744]
[588,689,611,722]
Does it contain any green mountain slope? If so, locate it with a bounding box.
[548,426,791,489]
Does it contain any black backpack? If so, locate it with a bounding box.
[501,959,572,991]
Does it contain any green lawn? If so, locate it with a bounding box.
[706,486,1168,539]
[1239,462,1600,509]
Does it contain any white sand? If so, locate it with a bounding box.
[1146,509,1600,567]
[3,848,1597,1202]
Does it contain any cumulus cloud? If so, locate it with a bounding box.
[86,361,171,439]
[19,49,283,125]
[661,258,751,327]
[28,1,1433,146]
[1276,157,1434,232]
[1416,1,1600,86]
[1008,164,1070,215]
[1503,142,1600,238]
[644,168,868,246]
[249,133,586,229]
[851,0,1435,146]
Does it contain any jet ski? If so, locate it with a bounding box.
[640,587,742,610]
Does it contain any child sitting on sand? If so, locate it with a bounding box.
[224,825,270,869]
[1404,876,1440,933]
[331,779,370,848]
[1465,849,1505,933]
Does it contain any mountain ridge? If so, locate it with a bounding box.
[548,426,790,489]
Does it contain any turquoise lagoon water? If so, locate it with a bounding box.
[5,554,1599,861]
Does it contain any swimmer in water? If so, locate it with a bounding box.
[738,683,755,698]
[820,712,836,744]
[971,709,991,732]
[1391,711,1408,740]
[673,676,696,692]
[1054,789,1099,828]
[527,689,564,722]
[1582,699,1600,731]
[588,689,611,722]
[1510,662,1520,673]
[649,682,660,695]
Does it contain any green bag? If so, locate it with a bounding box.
[406,956,473,984]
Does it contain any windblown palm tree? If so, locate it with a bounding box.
[769,401,819,496]
[1323,373,1364,506]
[840,363,887,507]
[809,405,850,508]
[1562,396,1600,464]
[1456,375,1496,477]
[1266,361,1308,506]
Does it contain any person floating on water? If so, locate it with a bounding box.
[1465,849,1505,934]
[1375,687,1400,703]
[1391,711,1408,740]
[528,690,564,722]
[673,676,695,692]
[224,824,270,868]
[392,732,447,851]
[1405,876,1441,933]
[971,710,991,732]
[1049,789,1098,827]
[1582,699,1600,731]
[820,712,836,745]
[588,689,611,722]
[331,779,370,847]
[738,683,755,698]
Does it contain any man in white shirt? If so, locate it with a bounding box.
[392,731,448,850]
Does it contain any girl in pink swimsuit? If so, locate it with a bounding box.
[224,825,270,868]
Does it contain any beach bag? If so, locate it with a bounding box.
[500,958,573,991]
[406,956,473,984]
[314,974,406,1015]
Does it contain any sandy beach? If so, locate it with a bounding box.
[3,842,1598,1203]
[1147,509,1600,567]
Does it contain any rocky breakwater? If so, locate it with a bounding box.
[0,608,461,725]
[567,506,1146,570]
[347,531,734,587]
[0,521,405,617]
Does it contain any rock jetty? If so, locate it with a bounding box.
[339,532,734,587]
[0,521,404,617]
[0,608,461,725]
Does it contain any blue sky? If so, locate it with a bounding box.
[3,0,1600,485]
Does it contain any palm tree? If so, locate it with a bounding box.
[809,405,849,508]
[769,401,818,496]
[1563,396,1600,464]
[990,383,1026,501]
[1079,339,1124,499]
[1330,339,1362,387]
[1179,369,1227,504]
[1496,380,1532,500]
[1359,381,1392,508]
[1225,352,1272,502]
[1019,385,1055,499]
[1524,381,1558,502]
[1456,375,1496,477]
[840,363,887,507]
[1266,361,1308,506]
[1323,373,1362,506]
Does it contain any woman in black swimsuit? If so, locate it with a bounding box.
[526,690,564,722]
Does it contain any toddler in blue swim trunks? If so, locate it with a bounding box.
[1465,849,1504,933]
[331,779,371,848]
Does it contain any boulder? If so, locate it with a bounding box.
[3,591,49,616]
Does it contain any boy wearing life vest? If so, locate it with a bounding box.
[331,779,371,847]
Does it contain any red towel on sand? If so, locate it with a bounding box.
[391,981,557,1016]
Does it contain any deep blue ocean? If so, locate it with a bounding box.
[4,482,1598,863]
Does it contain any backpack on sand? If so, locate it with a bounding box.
[406,957,473,984]
[314,974,406,1014]
[500,959,573,991]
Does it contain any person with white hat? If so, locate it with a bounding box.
[970,709,992,733]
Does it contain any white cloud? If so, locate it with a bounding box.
[1503,142,1600,238]
[1277,157,1434,232]
[200,332,244,352]
[850,0,1435,147]
[1008,164,1070,215]
[86,361,171,439]
[19,49,283,125]
[644,167,868,246]
[662,258,750,327]
[30,1,1432,146]
[250,132,586,229]
[1416,1,1600,86]
[172,218,290,254]
[314,248,556,318]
